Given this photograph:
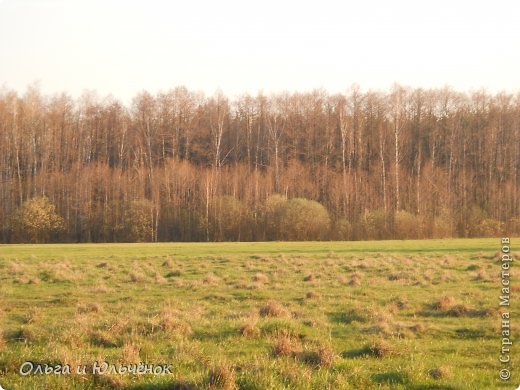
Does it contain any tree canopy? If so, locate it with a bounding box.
[0,85,518,242]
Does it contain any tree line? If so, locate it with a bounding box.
[0,84,519,243]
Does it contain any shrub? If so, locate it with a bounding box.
[279,198,330,241]
[467,206,503,237]
[104,199,155,242]
[472,218,503,237]
[394,210,420,239]
[431,214,454,238]
[334,218,352,240]
[361,209,389,240]
[263,196,330,240]
[211,196,250,241]
[10,197,64,243]
[123,200,155,242]
[263,194,288,240]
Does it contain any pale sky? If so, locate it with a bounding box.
[1,0,519,101]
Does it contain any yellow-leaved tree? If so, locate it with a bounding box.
[10,197,64,243]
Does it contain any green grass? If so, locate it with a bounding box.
[0,238,517,389]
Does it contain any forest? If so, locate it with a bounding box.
[0,84,519,243]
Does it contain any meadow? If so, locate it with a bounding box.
[0,239,517,389]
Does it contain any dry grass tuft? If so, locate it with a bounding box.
[49,344,84,370]
[387,272,411,282]
[15,325,38,343]
[299,345,336,368]
[93,373,125,389]
[409,323,426,333]
[303,318,329,328]
[259,300,287,317]
[438,270,454,281]
[160,308,193,337]
[432,295,472,316]
[324,259,335,266]
[342,306,370,324]
[39,262,77,283]
[363,322,392,335]
[482,307,500,317]
[162,257,175,268]
[92,282,111,293]
[24,307,41,324]
[239,322,260,338]
[27,277,41,285]
[60,327,87,348]
[348,274,362,286]
[121,342,141,364]
[247,281,265,290]
[203,273,220,285]
[272,332,301,357]
[442,256,454,266]
[77,302,104,314]
[208,362,237,389]
[7,261,25,276]
[372,310,393,324]
[434,295,456,311]
[90,330,119,348]
[473,270,490,282]
[303,273,315,282]
[447,304,471,317]
[233,280,248,289]
[392,296,410,310]
[428,366,451,379]
[129,270,147,283]
[305,291,321,300]
[252,272,269,283]
[154,273,167,284]
[368,339,396,358]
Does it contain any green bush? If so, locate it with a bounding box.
[263,194,287,240]
[279,198,330,241]
[261,196,330,240]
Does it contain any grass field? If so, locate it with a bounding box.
[0,238,517,389]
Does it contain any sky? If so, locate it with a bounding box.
[1,0,520,101]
